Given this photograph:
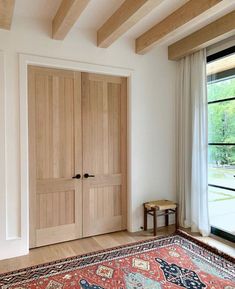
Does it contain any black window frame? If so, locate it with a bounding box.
[207,45,235,243]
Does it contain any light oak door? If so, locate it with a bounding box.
[82,73,127,237]
[28,66,82,248]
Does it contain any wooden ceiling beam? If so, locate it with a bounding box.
[52,0,90,40]
[136,0,222,54]
[0,0,15,30]
[168,10,235,60]
[97,0,164,48]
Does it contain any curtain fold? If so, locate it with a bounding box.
[176,49,210,237]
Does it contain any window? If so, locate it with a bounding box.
[207,47,235,243]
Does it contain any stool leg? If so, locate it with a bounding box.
[165,209,169,226]
[144,205,147,231]
[153,208,157,236]
[175,207,178,230]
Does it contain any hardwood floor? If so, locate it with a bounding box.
[0,225,234,274]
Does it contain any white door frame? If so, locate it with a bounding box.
[19,53,133,253]
[0,51,7,242]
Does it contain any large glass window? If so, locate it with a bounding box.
[207,48,235,242]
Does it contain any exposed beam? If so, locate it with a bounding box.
[168,10,235,60]
[136,0,222,54]
[52,0,90,40]
[97,0,164,48]
[0,0,15,30]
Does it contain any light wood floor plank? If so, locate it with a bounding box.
[0,226,234,274]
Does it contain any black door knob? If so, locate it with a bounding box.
[72,174,81,179]
[84,173,95,178]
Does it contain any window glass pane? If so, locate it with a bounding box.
[207,51,235,240]
[208,100,235,143]
[208,186,235,235]
[208,145,235,189]
[208,78,235,102]
[207,53,235,102]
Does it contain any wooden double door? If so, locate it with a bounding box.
[28,66,127,248]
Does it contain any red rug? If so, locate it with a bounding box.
[0,231,234,288]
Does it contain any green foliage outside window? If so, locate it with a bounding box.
[208,77,235,102]
[208,78,235,166]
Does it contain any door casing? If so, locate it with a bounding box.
[18,53,132,256]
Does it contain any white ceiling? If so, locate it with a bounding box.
[76,0,127,29]
[14,0,235,47]
[14,0,188,32]
[76,0,188,32]
[14,0,61,20]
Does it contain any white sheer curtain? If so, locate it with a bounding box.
[176,49,210,237]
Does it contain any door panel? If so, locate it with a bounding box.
[82,73,127,237]
[29,67,127,246]
[28,66,82,248]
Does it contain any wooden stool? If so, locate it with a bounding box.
[143,200,178,236]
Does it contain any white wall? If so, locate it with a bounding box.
[0,16,177,260]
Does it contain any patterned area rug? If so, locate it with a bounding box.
[0,231,234,289]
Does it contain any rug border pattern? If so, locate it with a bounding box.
[0,230,234,288]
